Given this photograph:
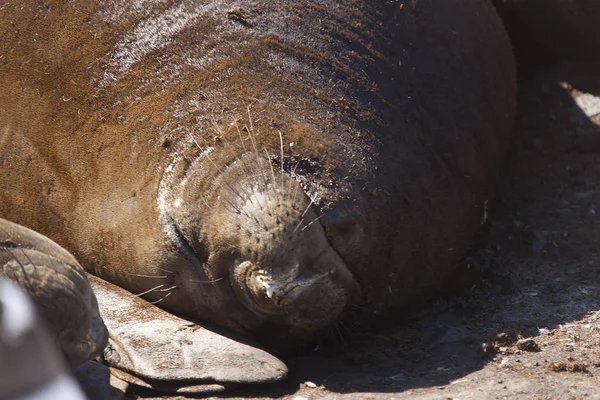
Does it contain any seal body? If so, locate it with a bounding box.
[493,0,600,63]
[0,0,516,348]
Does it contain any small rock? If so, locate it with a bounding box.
[546,360,589,373]
[304,381,317,388]
[516,338,541,352]
[574,92,600,118]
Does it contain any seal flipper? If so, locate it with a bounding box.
[88,275,288,394]
[0,218,108,365]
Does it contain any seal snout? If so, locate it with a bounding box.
[214,165,362,334]
[168,153,361,338]
[232,235,360,332]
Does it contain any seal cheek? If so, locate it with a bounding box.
[278,247,361,331]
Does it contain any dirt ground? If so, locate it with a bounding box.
[107,61,600,400]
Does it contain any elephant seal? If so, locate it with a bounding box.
[0,0,516,385]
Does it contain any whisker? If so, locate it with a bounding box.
[264,147,277,193]
[247,106,268,186]
[337,319,354,336]
[189,131,270,229]
[149,291,173,305]
[134,284,165,297]
[300,194,316,220]
[334,324,347,346]
[292,218,305,235]
[288,161,300,203]
[158,285,178,292]
[155,267,174,274]
[300,213,326,232]
[189,277,224,284]
[293,195,317,234]
[199,193,213,210]
[187,133,249,207]
[127,273,169,279]
[279,130,284,192]
[235,121,263,192]
[207,127,260,208]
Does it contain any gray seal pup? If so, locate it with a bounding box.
[0,0,516,389]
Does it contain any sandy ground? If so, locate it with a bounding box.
[98,61,600,400]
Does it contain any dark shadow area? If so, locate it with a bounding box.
[492,0,600,65]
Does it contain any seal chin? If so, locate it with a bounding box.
[232,246,359,333]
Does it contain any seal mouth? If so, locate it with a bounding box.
[248,261,335,304]
[231,246,359,332]
[255,266,336,301]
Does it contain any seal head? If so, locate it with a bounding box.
[159,150,360,347]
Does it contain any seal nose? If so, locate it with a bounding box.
[233,246,360,332]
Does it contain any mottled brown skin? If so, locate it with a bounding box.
[0,0,516,349]
[493,0,600,65]
[0,219,108,366]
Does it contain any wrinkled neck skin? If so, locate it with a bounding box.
[157,146,361,349]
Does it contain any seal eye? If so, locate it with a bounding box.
[164,215,208,267]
